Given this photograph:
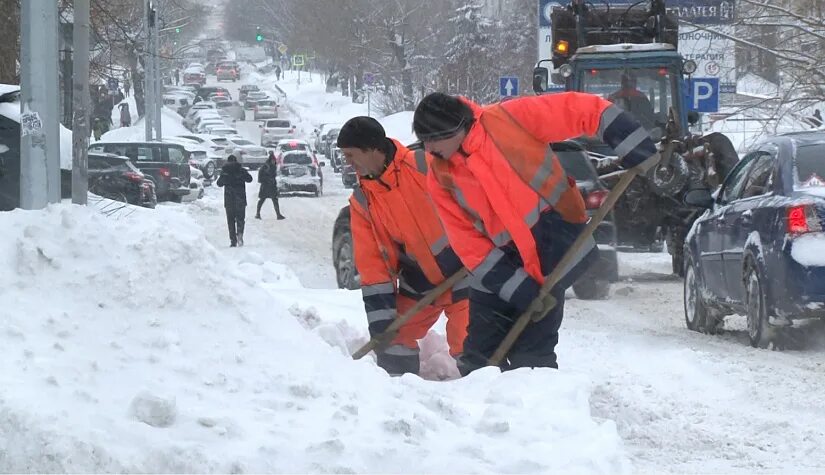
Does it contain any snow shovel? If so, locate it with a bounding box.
[352,268,470,360]
[488,168,641,366]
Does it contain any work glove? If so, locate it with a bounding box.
[526,292,559,322]
[631,152,662,178]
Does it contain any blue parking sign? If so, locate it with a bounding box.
[686,78,719,113]
[500,77,519,97]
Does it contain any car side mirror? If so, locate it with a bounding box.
[532,67,549,93]
[684,188,714,209]
[687,111,700,126]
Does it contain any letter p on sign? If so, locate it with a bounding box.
[687,78,719,113]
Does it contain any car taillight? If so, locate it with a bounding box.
[124,171,143,183]
[787,205,822,235]
[159,167,170,179]
[585,189,609,209]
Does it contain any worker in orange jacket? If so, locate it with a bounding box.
[413,92,660,375]
[337,116,470,376]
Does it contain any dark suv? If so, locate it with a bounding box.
[87,153,157,208]
[331,141,619,298]
[89,142,191,202]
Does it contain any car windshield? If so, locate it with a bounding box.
[794,144,825,187]
[581,66,677,138]
[257,101,275,107]
[211,138,229,145]
[283,153,312,165]
[215,101,232,107]
[233,139,254,146]
[268,120,291,128]
[89,156,131,171]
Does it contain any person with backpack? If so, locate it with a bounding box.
[217,155,253,247]
[337,116,469,377]
[255,151,285,220]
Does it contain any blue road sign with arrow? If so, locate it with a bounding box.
[500,76,519,97]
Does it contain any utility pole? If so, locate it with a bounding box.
[144,0,154,141]
[72,0,91,205]
[20,0,60,209]
[153,8,163,141]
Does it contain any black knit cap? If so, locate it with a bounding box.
[413,92,475,141]
[336,116,386,150]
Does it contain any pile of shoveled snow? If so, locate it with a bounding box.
[0,203,629,473]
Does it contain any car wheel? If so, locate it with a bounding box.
[334,233,359,290]
[745,264,771,348]
[683,256,708,332]
[572,278,610,300]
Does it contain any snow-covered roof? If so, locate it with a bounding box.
[577,43,676,54]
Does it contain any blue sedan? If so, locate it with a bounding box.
[683,131,825,347]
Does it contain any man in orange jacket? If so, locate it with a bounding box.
[337,116,470,376]
[413,92,660,375]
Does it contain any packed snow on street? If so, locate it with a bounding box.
[5,7,825,473]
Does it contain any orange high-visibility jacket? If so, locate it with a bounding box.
[427,92,659,312]
[350,139,467,327]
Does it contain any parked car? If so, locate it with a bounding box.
[328,146,345,172]
[341,161,357,188]
[215,100,244,121]
[196,119,228,134]
[182,166,206,202]
[196,86,231,102]
[330,141,619,297]
[163,94,191,116]
[225,137,268,169]
[683,131,825,348]
[183,68,206,87]
[239,84,260,102]
[260,118,296,146]
[313,123,339,152]
[88,142,191,202]
[319,126,341,158]
[163,137,217,180]
[274,138,316,157]
[175,134,228,168]
[244,91,268,110]
[87,153,157,208]
[203,125,239,137]
[278,151,324,197]
[253,99,279,120]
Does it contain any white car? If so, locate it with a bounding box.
[277,150,324,197]
[196,119,228,133]
[261,119,296,146]
[203,126,239,137]
[182,166,205,202]
[225,137,268,169]
[253,99,279,120]
[274,138,317,158]
[164,138,218,180]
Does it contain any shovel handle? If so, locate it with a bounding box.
[352,268,469,360]
[488,169,640,366]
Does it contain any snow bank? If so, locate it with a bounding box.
[0,203,629,473]
[101,105,189,143]
[791,233,825,267]
[379,111,416,146]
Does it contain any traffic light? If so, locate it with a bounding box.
[255,26,263,42]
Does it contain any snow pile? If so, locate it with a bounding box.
[0,203,629,473]
[791,233,825,267]
[101,105,189,143]
[379,110,416,146]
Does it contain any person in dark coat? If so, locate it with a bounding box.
[217,155,253,247]
[256,151,285,220]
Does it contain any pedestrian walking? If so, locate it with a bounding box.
[275,65,282,81]
[123,79,131,97]
[256,151,285,220]
[118,103,131,128]
[217,155,253,247]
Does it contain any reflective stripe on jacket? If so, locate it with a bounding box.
[350,139,467,326]
[428,92,658,312]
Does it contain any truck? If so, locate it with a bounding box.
[532,0,739,276]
